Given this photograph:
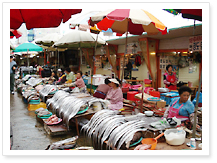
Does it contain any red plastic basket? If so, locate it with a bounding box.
[144,79,152,84]
[149,91,160,97]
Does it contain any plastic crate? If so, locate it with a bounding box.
[160,92,179,105]
[28,102,47,111]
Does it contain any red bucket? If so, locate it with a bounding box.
[127,91,139,101]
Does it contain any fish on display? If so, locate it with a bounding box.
[45,136,78,150]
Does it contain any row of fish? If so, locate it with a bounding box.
[81,110,150,150]
[46,90,107,130]
[39,84,58,101]
[26,77,43,87]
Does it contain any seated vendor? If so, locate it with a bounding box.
[105,78,123,111]
[64,67,75,83]
[71,71,87,93]
[93,78,111,99]
[56,69,66,85]
[51,70,59,81]
[163,86,197,129]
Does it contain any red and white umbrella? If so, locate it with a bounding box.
[89,9,167,35]
[10,9,82,30]
[10,29,22,39]
[89,9,168,83]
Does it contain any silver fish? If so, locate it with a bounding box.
[47,135,78,150]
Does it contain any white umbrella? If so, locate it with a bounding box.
[34,35,67,69]
[35,33,63,46]
[53,30,105,48]
[53,30,106,90]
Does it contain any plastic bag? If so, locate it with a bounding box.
[71,87,80,93]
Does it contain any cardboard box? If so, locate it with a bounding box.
[156,100,166,108]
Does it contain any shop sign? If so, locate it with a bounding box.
[188,35,202,52]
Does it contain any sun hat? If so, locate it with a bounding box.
[109,78,120,85]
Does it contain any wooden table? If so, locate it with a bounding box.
[70,109,96,136]
[36,109,96,136]
[135,93,157,104]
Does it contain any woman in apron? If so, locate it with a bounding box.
[163,64,178,90]
[164,86,197,129]
[105,78,123,111]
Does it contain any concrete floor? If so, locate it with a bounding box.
[10,91,92,150]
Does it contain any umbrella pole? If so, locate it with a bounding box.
[80,47,82,71]
[58,50,59,69]
[121,31,128,84]
[90,33,99,95]
[192,71,202,138]
[27,49,30,74]
[55,49,57,70]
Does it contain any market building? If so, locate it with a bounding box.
[8,8,203,152]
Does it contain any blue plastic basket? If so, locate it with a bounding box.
[49,90,58,95]
[77,107,88,115]
[83,79,88,85]
[37,112,52,119]
[29,99,40,104]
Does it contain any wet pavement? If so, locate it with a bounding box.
[10,91,92,150]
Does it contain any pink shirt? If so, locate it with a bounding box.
[75,78,86,88]
[96,84,110,94]
[105,87,123,104]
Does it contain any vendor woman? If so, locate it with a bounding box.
[105,78,123,111]
[71,71,87,93]
[163,64,178,90]
[93,78,111,99]
[64,67,75,83]
[163,86,196,128]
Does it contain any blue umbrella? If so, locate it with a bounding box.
[14,42,43,68]
[14,42,43,52]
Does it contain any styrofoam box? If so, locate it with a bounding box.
[92,75,110,85]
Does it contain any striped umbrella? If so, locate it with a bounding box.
[89,9,167,35]
[89,9,168,83]
[10,29,22,39]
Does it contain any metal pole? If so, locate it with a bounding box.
[27,49,30,74]
[121,32,128,85]
[80,47,82,71]
[58,50,59,69]
[121,19,129,85]
[140,81,144,113]
[192,71,202,137]
[90,33,99,95]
